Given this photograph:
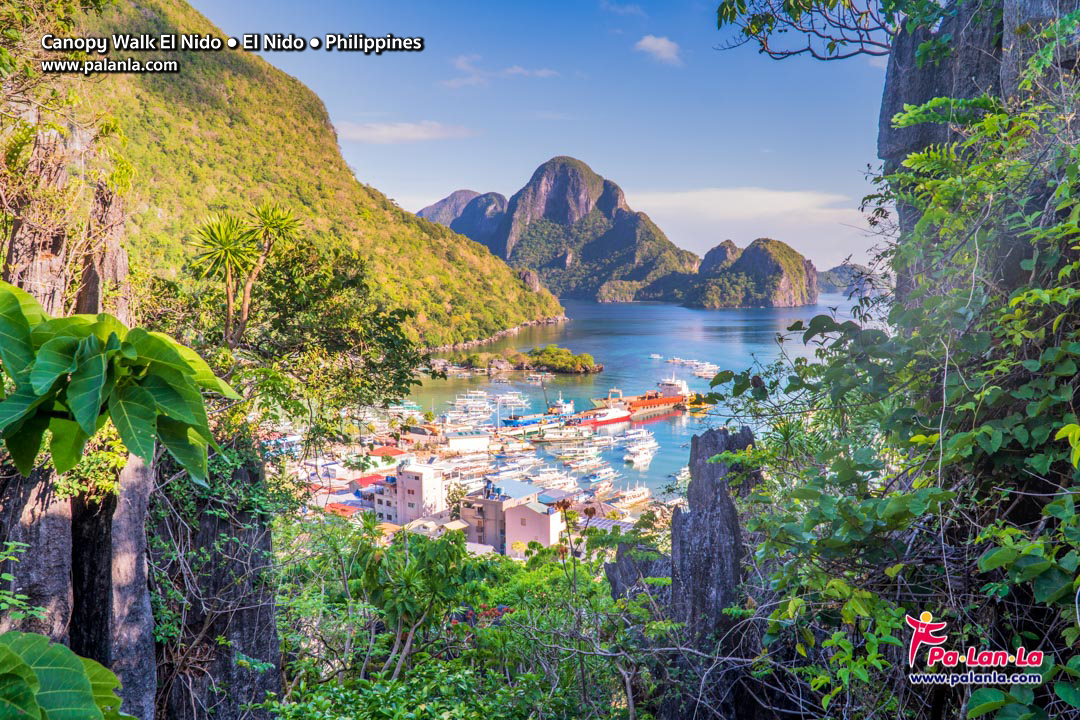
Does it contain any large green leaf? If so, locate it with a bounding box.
[28,316,96,347]
[0,646,37,696]
[139,374,197,425]
[48,419,90,476]
[152,369,212,444]
[0,632,102,720]
[0,672,40,720]
[108,384,157,464]
[0,293,34,382]
[3,411,49,477]
[165,336,241,400]
[67,337,108,436]
[29,337,79,395]
[78,658,131,720]
[0,386,49,436]
[87,315,128,345]
[0,283,47,327]
[967,688,1010,717]
[123,329,193,377]
[157,416,208,486]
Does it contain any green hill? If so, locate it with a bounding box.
[81,0,562,346]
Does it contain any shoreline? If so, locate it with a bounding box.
[425,315,569,353]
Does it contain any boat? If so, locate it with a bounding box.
[590,376,690,417]
[592,479,614,497]
[533,426,594,443]
[582,467,618,483]
[570,406,632,427]
[613,485,652,508]
[548,392,575,415]
[623,444,656,465]
[649,353,663,359]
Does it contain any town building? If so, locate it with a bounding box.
[505,501,566,558]
[458,478,541,554]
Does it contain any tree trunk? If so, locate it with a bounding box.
[75,181,130,320]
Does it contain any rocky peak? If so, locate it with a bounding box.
[450,192,507,248]
[417,189,480,226]
[501,156,629,257]
[699,240,742,275]
[730,238,818,306]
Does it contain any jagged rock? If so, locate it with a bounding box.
[562,249,574,269]
[604,543,670,602]
[671,427,758,644]
[698,240,742,275]
[416,189,480,226]
[518,268,542,293]
[450,192,508,249]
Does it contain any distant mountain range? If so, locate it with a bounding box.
[420,157,820,308]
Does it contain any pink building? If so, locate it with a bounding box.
[505,502,566,558]
[396,464,448,524]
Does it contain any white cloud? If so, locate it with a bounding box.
[626,186,876,268]
[634,35,682,65]
[445,55,559,88]
[601,0,647,17]
[336,120,476,144]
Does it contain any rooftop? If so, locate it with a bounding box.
[370,446,407,457]
[478,478,538,501]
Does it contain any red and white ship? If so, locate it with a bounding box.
[574,407,633,427]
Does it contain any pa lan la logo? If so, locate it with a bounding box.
[905,611,1043,668]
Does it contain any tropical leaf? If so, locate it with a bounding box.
[0,646,36,698]
[78,658,131,720]
[28,316,96,347]
[108,384,158,464]
[138,374,197,425]
[0,386,49,436]
[0,672,40,720]
[48,419,90,476]
[157,416,208,486]
[152,369,213,445]
[0,293,34,381]
[29,336,79,395]
[123,329,193,377]
[167,338,241,399]
[0,282,48,327]
[0,632,103,720]
[67,339,108,436]
[4,413,49,477]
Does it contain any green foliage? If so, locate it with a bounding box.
[703,24,1080,717]
[0,281,236,483]
[684,238,816,308]
[525,344,600,373]
[0,631,134,720]
[80,0,562,347]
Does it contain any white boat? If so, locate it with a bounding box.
[592,479,614,497]
[614,485,652,508]
[582,467,618,483]
[649,353,663,359]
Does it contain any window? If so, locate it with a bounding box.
[408,502,415,509]
[407,489,415,495]
[520,518,527,526]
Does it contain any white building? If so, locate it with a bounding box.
[396,464,449,524]
[444,431,492,454]
[505,502,566,558]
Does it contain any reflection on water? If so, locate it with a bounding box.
[411,295,857,495]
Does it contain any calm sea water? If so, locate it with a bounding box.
[410,294,857,498]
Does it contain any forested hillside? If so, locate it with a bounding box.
[81,0,562,346]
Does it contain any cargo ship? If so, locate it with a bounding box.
[590,376,690,418]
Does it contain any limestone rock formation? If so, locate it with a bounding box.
[698,239,742,275]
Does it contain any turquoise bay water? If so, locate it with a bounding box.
[410,294,857,497]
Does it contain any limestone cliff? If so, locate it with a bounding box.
[418,156,700,300]
[685,238,818,308]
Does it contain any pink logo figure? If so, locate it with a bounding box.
[905,611,948,666]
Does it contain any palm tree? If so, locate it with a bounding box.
[190,214,256,347]
[232,202,301,345]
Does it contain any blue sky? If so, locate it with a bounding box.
[190,0,887,268]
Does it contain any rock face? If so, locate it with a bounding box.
[603,427,764,720]
[449,192,508,250]
[878,0,1080,297]
[419,156,700,300]
[686,238,818,308]
[818,263,885,297]
[416,189,480,226]
[698,239,742,275]
[517,268,542,293]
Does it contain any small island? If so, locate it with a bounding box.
[444,344,602,374]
